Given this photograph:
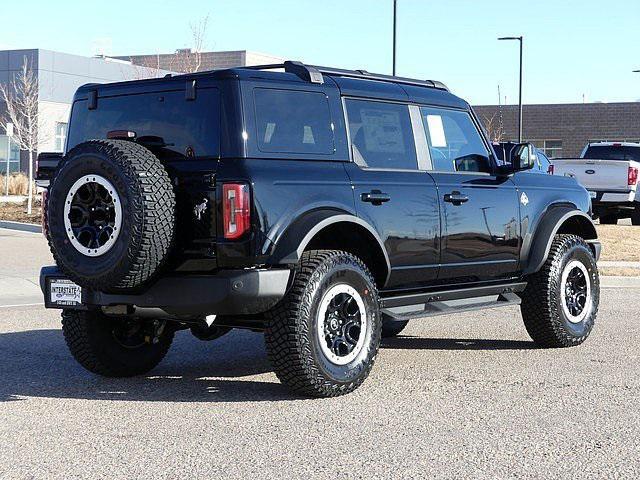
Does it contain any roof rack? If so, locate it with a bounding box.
[242,60,448,91]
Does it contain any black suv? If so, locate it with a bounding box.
[38,61,601,397]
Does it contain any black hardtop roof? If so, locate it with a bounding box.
[75,60,468,109]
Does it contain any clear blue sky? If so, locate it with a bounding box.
[3,0,639,105]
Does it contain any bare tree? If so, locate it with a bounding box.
[171,15,211,73]
[481,111,504,142]
[0,58,40,213]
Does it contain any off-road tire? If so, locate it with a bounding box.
[381,316,409,338]
[265,250,381,397]
[599,214,618,225]
[61,310,174,377]
[48,139,175,291]
[521,234,599,348]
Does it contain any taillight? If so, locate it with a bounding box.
[629,167,638,186]
[222,183,250,240]
[548,164,554,175]
[41,189,49,237]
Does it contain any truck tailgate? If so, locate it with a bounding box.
[553,159,632,191]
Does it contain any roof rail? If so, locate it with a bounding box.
[309,65,449,91]
[243,61,324,84]
[242,61,448,91]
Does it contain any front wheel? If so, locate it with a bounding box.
[521,235,599,348]
[62,310,175,377]
[265,250,381,397]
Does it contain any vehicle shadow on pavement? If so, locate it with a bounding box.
[0,328,299,403]
[381,336,537,350]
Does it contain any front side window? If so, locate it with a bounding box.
[345,99,417,170]
[420,107,491,173]
[254,89,335,155]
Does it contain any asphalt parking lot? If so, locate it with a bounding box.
[1,228,639,479]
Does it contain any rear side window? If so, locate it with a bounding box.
[420,107,491,173]
[254,89,335,155]
[345,99,417,170]
[67,89,220,158]
[583,145,640,161]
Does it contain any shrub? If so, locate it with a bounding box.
[0,173,32,196]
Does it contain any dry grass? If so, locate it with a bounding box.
[0,173,33,196]
[0,198,42,223]
[598,267,640,277]
[596,224,640,262]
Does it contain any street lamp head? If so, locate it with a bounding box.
[633,70,640,73]
[498,36,523,41]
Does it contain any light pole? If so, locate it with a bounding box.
[498,36,523,142]
[4,123,13,196]
[392,0,397,76]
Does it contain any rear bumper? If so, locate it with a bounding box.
[40,266,291,316]
[591,190,636,204]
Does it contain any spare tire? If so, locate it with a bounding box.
[47,139,175,291]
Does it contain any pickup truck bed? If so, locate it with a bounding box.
[552,142,640,224]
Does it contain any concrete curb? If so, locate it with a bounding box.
[0,221,42,234]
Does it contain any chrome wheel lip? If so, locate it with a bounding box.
[560,259,591,324]
[63,175,122,257]
[316,284,368,366]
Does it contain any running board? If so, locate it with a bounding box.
[380,282,526,321]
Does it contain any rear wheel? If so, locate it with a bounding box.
[631,207,640,226]
[61,310,174,377]
[599,214,617,225]
[265,250,381,397]
[521,235,599,348]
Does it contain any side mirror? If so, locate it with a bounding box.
[510,143,536,171]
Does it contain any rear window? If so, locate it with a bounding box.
[67,89,220,158]
[254,88,335,155]
[583,145,640,161]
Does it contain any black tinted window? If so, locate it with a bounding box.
[345,99,417,169]
[67,89,220,158]
[583,145,640,161]
[254,89,334,155]
[420,107,491,173]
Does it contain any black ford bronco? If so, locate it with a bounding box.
[38,61,601,397]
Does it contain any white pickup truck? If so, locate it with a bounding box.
[552,142,640,225]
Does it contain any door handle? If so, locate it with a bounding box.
[443,191,469,205]
[361,190,391,205]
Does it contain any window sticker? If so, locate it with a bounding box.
[360,109,404,153]
[426,115,447,147]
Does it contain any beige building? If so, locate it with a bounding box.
[114,50,284,73]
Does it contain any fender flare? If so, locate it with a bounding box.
[522,207,598,275]
[270,210,391,283]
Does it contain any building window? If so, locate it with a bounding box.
[531,140,563,158]
[0,136,21,175]
[55,122,68,152]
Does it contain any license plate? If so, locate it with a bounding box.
[49,278,82,306]
[589,191,597,199]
